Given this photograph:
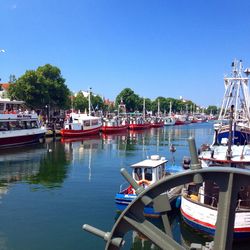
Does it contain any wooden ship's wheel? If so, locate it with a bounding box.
[83,138,250,250]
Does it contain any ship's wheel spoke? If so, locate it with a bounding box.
[214,172,240,250]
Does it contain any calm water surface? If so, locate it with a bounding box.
[0,122,227,250]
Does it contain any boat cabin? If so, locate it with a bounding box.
[131,155,168,186]
[0,99,24,114]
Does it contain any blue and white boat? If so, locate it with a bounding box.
[115,155,181,218]
[214,59,250,145]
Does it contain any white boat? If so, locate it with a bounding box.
[61,89,102,137]
[115,154,182,217]
[164,102,176,126]
[0,99,45,148]
[101,116,128,133]
[181,106,250,239]
[214,59,250,145]
[150,100,164,128]
[61,112,102,137]
[128,99,151,130]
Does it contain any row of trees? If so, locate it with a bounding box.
[7,64,219,115]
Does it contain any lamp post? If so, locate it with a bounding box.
[45,105,50,124]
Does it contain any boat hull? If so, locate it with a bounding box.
[181,196,250,239]
[60,126,101,137]
[128,123,151,130]
[101,125,128,133]
[218,129,250,145]
[115,192,181,218]
[175,120,187,125]
[115,193,158,217]
[150,122,164,128]
[0,131,45,148]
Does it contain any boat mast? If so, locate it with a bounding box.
[143,98,145,119]
[219,59,250,122]
[169,101,172,116]
[88,87,92,116]
[157,99,160,117]
[226,105,234,162]
[71,93,74,113]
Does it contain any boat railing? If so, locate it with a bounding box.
[119,181,129,193]
[236,199,250,210]
[185,188,250,210]
[183,189,218,208]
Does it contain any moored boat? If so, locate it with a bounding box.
[164,101,176,126]
[150,100,164,128]
[0,99,45,148]
[128,117,151,130]
[215,59,250,145]
[128,98,151,130]
[115,154,182,217]
[150,117,164,128]
[175,115,190,125]
[101,116,128,133]
[61,88,102,138]
[60,112,102,137]
[181,105,250,239]
[164,116,176,126]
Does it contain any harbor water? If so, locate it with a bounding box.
[0,122,246,250]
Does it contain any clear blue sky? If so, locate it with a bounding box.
[1,0,250,107]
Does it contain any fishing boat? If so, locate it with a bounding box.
[181,105,250,239]
[215,59,250,145]
[128,117,151,130]
[164,102,176,126]
[115,154,182,217]
[150,117,164,128]
[0,99,45,148]
[101,116,128,133]
[128,99,151,130]
[61,112,102,137]
[164,117,176,126]
[150,100,164,128]
[61,89,102,138]
[102,100,128,133]
[174,114,190,125]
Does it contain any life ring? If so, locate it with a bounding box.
[138,180,151,187]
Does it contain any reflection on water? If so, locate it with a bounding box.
[0,139,72,193]
[0,123,232,250]
[127,211,250,250]
[61,135,102,181]
[0,144,47,199]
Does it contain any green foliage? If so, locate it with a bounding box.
[114,88,203,114]
[73,92,88,112]
[8,64,70,110]
[91,94,104,111]
[205,105,219,115]
[115,88,141,112]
